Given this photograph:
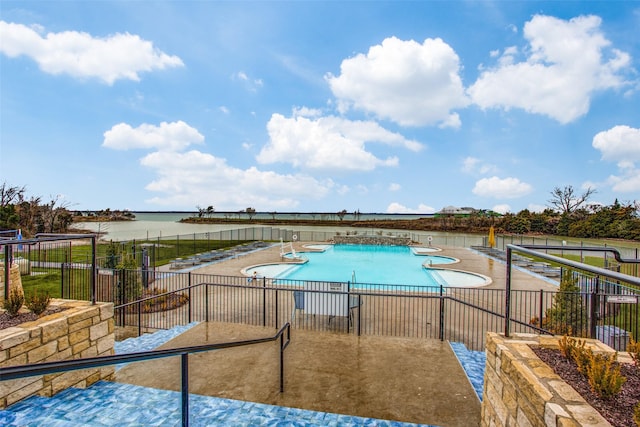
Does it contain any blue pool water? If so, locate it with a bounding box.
[254,244,487,288]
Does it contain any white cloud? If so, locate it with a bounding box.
[461,157,498,175]
[492,204,511,214]
[232,71,263,92]
[103,121,338,209]
[257,113,422,171]
[388,183,401,191]
[0,21,183,84]
[605,167,640,193]
[219,106,230,114]
[386,202,435,214]
[593,125,640,193]
[468,15,633,123]
[326,36,469,127]
[102,121,204,151]
[527,203,547,213]
[472,176,533,198]
[140,150,334,209]
[593,125,640,163]
[292,106,323,118]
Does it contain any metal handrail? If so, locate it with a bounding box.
[504,244,640,338]
[0,322,291,427]
[519,244,640,264]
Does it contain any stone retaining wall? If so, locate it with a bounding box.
[0,300,115,408]
[481,332,616,427]
[332,235,412,245]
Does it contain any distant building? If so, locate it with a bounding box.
[435,206,502,217]
[437,206,476,216]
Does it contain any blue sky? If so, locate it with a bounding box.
[1,1,639,214]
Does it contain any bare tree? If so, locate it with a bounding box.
[40,195,72,233]
[548,185,596,214]
[0,182,26,207]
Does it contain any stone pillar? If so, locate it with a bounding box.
[0,263,24,303]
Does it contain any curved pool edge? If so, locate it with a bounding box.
[425,267,493,288]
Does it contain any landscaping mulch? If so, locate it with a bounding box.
[533,347,640,427]
[0,307,68,330]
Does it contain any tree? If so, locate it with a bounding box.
[0,182,26,207]
[0,183,26,230]
[548,185,596,215]
[196,206,206,218]
[206,206,214,217]
[539,271,587,336]
[337,209,347,221]
[246,207,256,221]
[39,195,72,233]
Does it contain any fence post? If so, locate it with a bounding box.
[357,294,362,336]
[205,284,209,322]
[439,285,445,341]
[181,353,189,427]
[60,262,66,299]
[137,301,142,337]
[91,235,97,305]
[505,247,513,337]
[275,290,279,329]
[262,277,267,327]
[589,276,600,339]
[188,285,192,324]
[538,289,544,330]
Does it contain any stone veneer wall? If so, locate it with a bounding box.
[0,300,115,408]
[332,235,412,245]
[0,263,24,303]
[481,332,621,427]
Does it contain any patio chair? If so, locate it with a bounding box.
[291,290,305,322]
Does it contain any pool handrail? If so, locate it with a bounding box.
[0,322,292,427]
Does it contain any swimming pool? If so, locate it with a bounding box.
[249,244,489,288]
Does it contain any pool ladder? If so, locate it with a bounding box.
[351,270,357,284]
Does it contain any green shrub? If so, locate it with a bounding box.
[557,334,625,398]
[2,287,24,317]
[25,290,51,316]
[585,352,626,398]
[628,337,640,367]
[634,401,640,426]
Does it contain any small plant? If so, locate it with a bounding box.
[2,288,25,317]
[25,290,51,316]
[585,352,626,398]
[628,337,640,367]
[634,401,640,426]
[558,335,585,360]
[574,346,593,376]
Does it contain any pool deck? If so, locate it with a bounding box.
[121,243,558,426]
[116,322,480,427]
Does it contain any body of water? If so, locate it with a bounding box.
[72,211,456,242]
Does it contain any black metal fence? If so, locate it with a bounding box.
[4,234,639,351]
[101,265,639,351]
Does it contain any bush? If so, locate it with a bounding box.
[2,288,24,317]
[628,337,640,367]
[558,335,585,360]
[25,290,51,315]
[558,334,627,398]
[586,352,626,398]
[634,401,640,426]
